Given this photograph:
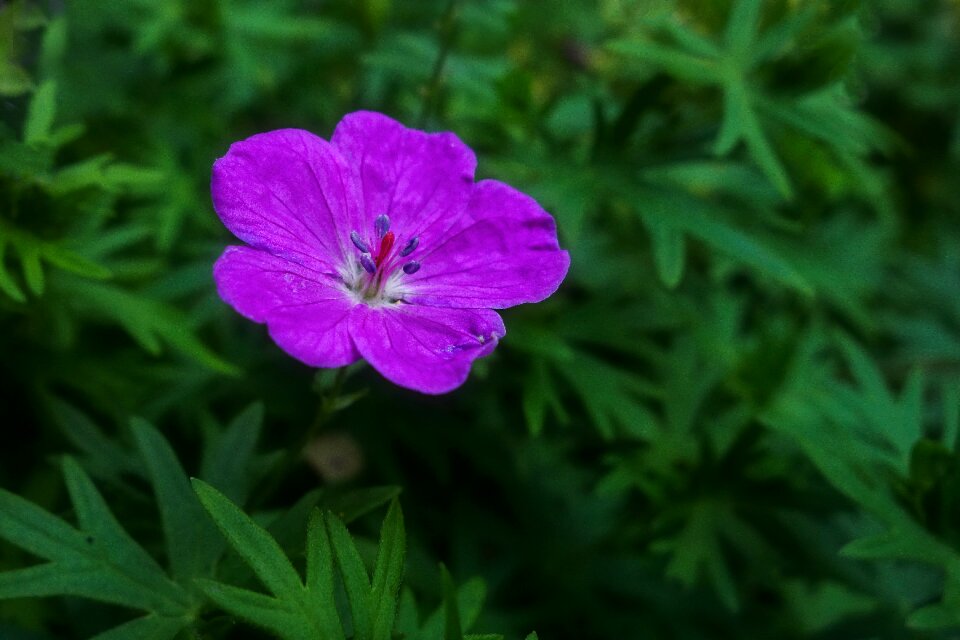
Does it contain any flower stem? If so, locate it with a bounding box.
[418,0,459,128]
[249,367,350,506]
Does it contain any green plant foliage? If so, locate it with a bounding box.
[3,0,960,638]
[0,405,515,639]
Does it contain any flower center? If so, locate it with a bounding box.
[343,214,420,305]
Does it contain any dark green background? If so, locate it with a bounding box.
[2,0,960,638]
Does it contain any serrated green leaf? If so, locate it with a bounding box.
[0,459,189,619]
[326,510,372,640]
[192,479,303,601]
[305,510,344,640]
[130,419,222,583]
[371,499,405,640]
[200,402,264,505]
[196,579,306,640]
[61,458,186,611]
[0,487,89,561]
[88,613,188,640]
[636,188,810,292]
[63,279,237,374]
[319,486,403,525]
[418,578,487,640]
[49,397,138,482]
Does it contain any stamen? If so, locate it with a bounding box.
[399,236,419,257]
[402,260,421,275]
[374,214,390,239]
[350,231,369,253]
[359,254,377,274]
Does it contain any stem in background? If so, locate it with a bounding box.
[418,0,459,128]
[307,366,348,440]
[250,367,350,507]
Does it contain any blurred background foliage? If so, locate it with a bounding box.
[2,0,960,638]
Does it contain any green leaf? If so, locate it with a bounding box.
[723,0,763,61]
[16,239,43,296]
[195,579,306,640]
[193,490,410,640]
[441,565,463,640]
[192,479,303,601]
[40,243,112,280]
[320,485,403,525]
[49,397,138,482]
[0,62,32,96]
[522,359,566,436]
[0,240,26,302]
[88,614,187,640]
[0,459,190,627]
[717,82,793,198]
[606,38,719,84]
[305,510,344,640]
[200,403,265,505]
[23,79,56,145]
[552,351,659,440]
[370,499,405,640]
[417,578,487,640]
[645,216,686,288]
[62,279,237,374]
[130,419,223,583]
[638,188,811,293]
[61,458,187,612]
[326,508,373,640]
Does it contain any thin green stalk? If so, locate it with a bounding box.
[418,0,460,128]
[249,367,350,507]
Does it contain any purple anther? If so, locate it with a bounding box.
[350,231,369,253]
[360,254,377,274]
[374,214,390,238]
[399,236,419,257]
[402,260,421,275]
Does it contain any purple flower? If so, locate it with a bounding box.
[212,111,569,394]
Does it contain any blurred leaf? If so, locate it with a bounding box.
[0,458,192,635]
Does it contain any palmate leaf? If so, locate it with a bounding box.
[607,0,885,200]
[130,419,225,584]
[0,221,112,302]
[634,183,812,294]
[395,572,506,640]
[56,277,237,375]
[193,481,407,640]
[0,458,193,638]
[762,329,960,629]
[514,338,658,441]
[2,403,407,638]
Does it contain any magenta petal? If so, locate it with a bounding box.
[214,246,359,368]
[404,180,570,308]
[212,129,363,269]
[348,304,504,394]
[330,111,476,247]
